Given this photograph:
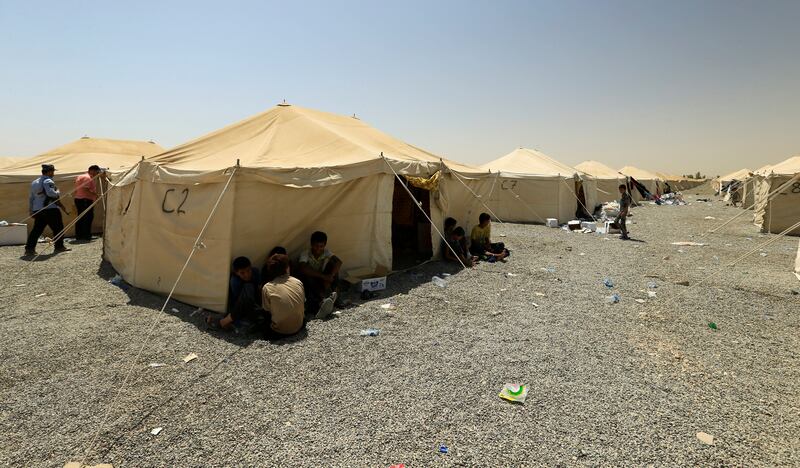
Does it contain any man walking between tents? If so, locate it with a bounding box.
[25,164,70,256]
[73,165,101,241]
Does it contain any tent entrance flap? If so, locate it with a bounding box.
[391,178,432,270]
[574,180,591,218]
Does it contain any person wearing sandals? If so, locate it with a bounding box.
[207,256,261,330]
[262,253,305,338]
[297,231,342,319]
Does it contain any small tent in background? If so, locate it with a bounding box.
[104,103,489,312]
[0,156,22,168]
[575,160,626,204]
[479,148,598,223]
[713,168,751,193]
[0,138,164,234]
[743,164,772,209]
[618,166,661,201]
[753,155,800,236]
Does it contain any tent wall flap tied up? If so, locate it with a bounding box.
[478,148,598,223]
[0,138,164,235]
[104,103,492,312]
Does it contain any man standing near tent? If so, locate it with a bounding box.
[24,164,70,256]
[616,184,631,240]
[73,165,101,241]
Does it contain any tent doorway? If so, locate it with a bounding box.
[391,178,433,270]
[574,180,591,219]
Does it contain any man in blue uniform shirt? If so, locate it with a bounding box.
[24,164,70,256]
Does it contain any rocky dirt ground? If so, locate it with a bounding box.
[1,192,798,467]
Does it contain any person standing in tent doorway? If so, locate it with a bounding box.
[469,213,509,262]
[298,231,342,319]
[73,165,101,241]
[24,164,71,256]
[616,184,632,240]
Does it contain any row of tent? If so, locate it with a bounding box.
[0,104,762,310]
[712,157,800,236]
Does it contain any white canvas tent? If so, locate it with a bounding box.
[714,168,751,193]
[753,155,800,235]
[479,148,598,223]
[0,138,164,233]
[576,160,626,204]
[104,104,490,312]
[619,166,661,201]
[743,164,772,209]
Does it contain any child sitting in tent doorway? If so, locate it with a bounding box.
[298,231,342,320]
[444,217,468,258]
[469,213,509,262]
[207,256,262,330]
[261,253,306,339]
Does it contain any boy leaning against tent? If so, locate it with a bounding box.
[442,213,509,266]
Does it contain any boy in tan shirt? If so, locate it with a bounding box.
[262,253,306,337]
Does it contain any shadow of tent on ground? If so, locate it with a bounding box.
[96,255,465,346]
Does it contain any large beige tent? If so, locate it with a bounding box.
[795,238,800,280]
[575,160,626,204]
[479,148,598,223]
[753,155,800,235]
[104,104,491,312]
[618,166,661,201]
[0,138,164,233]
[0,156,21,168]
[713,168,751,193]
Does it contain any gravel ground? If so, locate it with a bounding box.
[1,195,798,467]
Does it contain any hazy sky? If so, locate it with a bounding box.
[1,0,799,176]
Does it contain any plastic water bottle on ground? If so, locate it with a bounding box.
[603,278,614,288]
[431,276,448,288]
[606,293,620,304]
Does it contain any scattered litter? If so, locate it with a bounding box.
[704,216,716,220]
[531,302,539,308]
[708,322,718,330]
[635,299,646,304]
[677,249,685,253]
[542,267,556,273]
[148,363,166,368]
[438,445,449,454]
[498,233,507,237]
[671,242,707,246]
[579,252,586,256]
[647,291,657,298]
[759,252,767,257]
[647,281,658,289]
[431,276,448,288]
[389,464,406,468]
[725,243,732,247]
[675,280,690,286]
[190,307,203,317]
[150,427,163,436]
[498,383,528,404]
[379,303,395,310]
[605,293,620,304]
[662,256,670,260]
[500,288,508,292]
[332,311,343,316]
[746,237,753,241]
[171,307,180,313]
[534,292,545,297]
[505,272,517,277]
[696,432,714,445]
[603,278,614,288]
[360,328,380,336]
[64,463,113,468]
[183,353,198,363]
[34,293,47,298]
[14,284,26,287]
[490,310,502,317]
[791,289,799,296]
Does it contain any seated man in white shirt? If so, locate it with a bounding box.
[297,231,342,319]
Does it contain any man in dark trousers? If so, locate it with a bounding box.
[73,165,101,241]
[24,164,71,256]
[616,184,632,240]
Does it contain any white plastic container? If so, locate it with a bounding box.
[0,223,27,246]
[546,218,558,228]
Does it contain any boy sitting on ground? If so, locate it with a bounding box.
[469,212,509,262]
[444,216,468,256]
[442,226,475,267]
[297,231,342,319]
[262,253,306,338]
[208,256,262,330]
